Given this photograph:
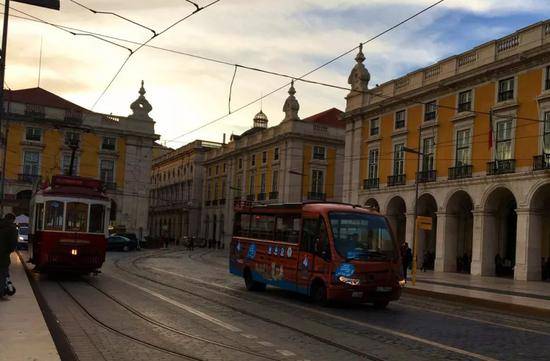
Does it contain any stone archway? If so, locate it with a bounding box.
[386,196,406,244]
[417,193,438,271]
[14,190,32,216]
[443,190,474,273]
[365,198,380,212]
[523,183,550,281]
[482,187,517,277]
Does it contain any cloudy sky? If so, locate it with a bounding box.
[7,0,549,147]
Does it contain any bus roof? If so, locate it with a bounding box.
[234,201,380,215]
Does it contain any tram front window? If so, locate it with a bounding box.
[66,202,89,232]
[45,201,64,231]
[89,204,105,233]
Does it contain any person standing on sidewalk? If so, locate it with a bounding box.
[0,213,18,297]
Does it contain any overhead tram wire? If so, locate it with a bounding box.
[91,0,222,110]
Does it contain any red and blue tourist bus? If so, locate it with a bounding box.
[28,175,110,274]
[230,202,404,308]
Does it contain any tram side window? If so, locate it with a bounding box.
[249,214,275,240]
[275,215,301,243]
[234,213,251,237]
[45,201,64,231]
[65,202,88,232]
[35,203,44,231]
[89,204,105,233]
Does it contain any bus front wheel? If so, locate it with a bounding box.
[244,269,266,292]
[311,282,328,305]
[373,300,389,309]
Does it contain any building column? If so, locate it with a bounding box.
[405,212,415,247]
[515,208,541,281]
[435,212,453,272]
[471,210,495,276]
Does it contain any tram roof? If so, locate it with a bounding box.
[36,175,109,201]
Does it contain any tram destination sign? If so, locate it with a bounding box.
[13,0,60,10]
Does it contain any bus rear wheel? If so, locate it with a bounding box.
[244,269,265,291]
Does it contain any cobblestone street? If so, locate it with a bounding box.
[30,248,550,361]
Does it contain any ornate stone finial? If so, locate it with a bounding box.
[130,80,153,120]
[283,80,300,122]
[348,43,370,93]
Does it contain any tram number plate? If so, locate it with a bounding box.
[352,291,363,298]
[376,286,392,292]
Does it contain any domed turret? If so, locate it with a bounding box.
[253,110,268,128]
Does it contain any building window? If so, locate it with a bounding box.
[221,179,226,198]
[271,170,279,192]
[260,173,266,193]
[496,120,513,160]
[424,101,437,121]
[311,170,324,194]
[223,163,227,173]
[249,174,255,194]
[393,143,404,175]
[64,131,80,146]
[458,90,472,112]
[238,158,243,169]
[25,127,42,142]
[100,159,115,183]
[23,151,40,175]
[214,181,219,200]
[395,110,406,129]
[274,147,279,161]
[101,136,116,151]
[313,146,326,160]
[215,165,219,175]
[545,66,550,91]
[544,111,550,154]
[62,154,79,176]
[207,182,211,201]
[368,149,379,179]
[208,167,212,176]
[455,129,471,166]
[251,154,256,166]
[369,118,380,137]
[422,137,435,171]
[498,77,514,102]
[262,151,267,164]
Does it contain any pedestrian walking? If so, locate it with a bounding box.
[0,213,18,297]
[400,242,409,280]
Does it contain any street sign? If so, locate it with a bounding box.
[13,0,60,10]
[416,216,433,230]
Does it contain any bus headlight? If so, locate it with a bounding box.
[338,276,361,286]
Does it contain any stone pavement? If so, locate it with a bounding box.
[405,270,550,314]
[0,252,60,361]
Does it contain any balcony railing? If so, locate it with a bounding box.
[533,154,550,171]
[487,159,516,175]
[363,178,379,190]
[246,194,255,201]
[308,192,326,201]
[448,165,473,180]
[18,173,40,183]
[269,191,279,200]
[416,170,437,183]
[387,174,406,187]
[457,102,471,113]
[498,90,514,102]
[257,193,266,201]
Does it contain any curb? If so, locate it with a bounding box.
[403,285,550,319]
[16,252,79,361]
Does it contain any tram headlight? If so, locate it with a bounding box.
[399,279,406,287]
[338,276,361,286]
[71,249,78,256]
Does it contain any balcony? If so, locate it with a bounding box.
[363,178,379,190]
[533,154,550,171]
[487,159,516,175]
[18,173,40,184]
[457,102,471,113]
[269,191,279,200]
[448,165,473,180]
[307,192,326,201]
[246,194,255,201]
[257,193,266,201]
[387,174,406,187]
[416,170,437,183]
[498,90,514,102]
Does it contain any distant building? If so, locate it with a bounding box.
[2,82,159,237]
[148,140,222,240]
[201,82,345,247]
[343,21,550,281]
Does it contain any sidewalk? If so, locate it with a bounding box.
[404,270,550,315]
[0,252,60,361]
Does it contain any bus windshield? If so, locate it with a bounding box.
[329,212,397,261]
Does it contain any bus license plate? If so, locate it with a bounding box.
[352,291,363,298]
[376,286,392,292]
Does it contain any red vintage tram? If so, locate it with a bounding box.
[28,175,111,274]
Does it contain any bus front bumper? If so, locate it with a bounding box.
[327,284,402,303]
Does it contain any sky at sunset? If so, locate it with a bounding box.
[6,0,549,147]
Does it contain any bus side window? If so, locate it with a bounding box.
[318,218,330,258]
[301,218,319,253]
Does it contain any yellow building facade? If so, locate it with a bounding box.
[343,21,550,281]
[2,85,158,237]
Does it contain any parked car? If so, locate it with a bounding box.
[107,235,137,252]
[115,233,143,249]
[17,225,29,250]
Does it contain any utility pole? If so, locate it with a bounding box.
[0,0,11,217]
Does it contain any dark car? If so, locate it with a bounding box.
[107,235,137,252]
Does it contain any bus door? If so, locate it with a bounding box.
[298,217,331,294]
